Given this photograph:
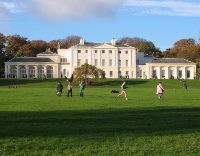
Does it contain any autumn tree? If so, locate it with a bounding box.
[73,63,102,83]
[48,39,62,49]
[15,40,47,57]
[5,35,28,59]
[163,38,200,60]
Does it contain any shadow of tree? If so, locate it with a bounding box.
[1,107,200,138]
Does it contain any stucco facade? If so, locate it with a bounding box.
[4,38,196,79]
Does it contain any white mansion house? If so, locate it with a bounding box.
[4,38,196,79]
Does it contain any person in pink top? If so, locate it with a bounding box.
[156,82,164,99]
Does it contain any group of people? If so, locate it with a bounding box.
[56,79,188,100]
[56,81,85,97]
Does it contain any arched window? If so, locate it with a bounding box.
[38,66,44,78]
[29,66,35,78]
[10,66,17,78]
[47,66,53,78]
[20,66,26,78]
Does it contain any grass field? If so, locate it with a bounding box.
[0,78,200,156]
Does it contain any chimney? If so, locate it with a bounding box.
[57,42,60,49]
[111,38,116,45]
[80,38,85,45]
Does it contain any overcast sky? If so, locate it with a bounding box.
[1,0,200,51]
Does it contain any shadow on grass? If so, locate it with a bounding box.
[0,78,66,88]
[1,107,200,138]
[90,79,148,87]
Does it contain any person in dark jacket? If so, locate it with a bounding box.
[56,82,63,96]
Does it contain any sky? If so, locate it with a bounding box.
[0,0,200,51]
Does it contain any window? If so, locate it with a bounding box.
[153,70,157,78]
[118,51,121,54]
[162,70,165,78]
[102,50,105,53]
[78,50,81,53]
[38,66,44,78]
[95,50,98,53]
[95,59,98,66]
[20,66,26,78]
[126,60,128,66]
[187,71,190,78]
[109,59,112,66]
[126,71,129,77]
[85,50,88,53]
[78,59,81,66]
[125,51,128,54]
[179,71,182,78]
[60,58,67,62]
[47,66,53,78]
[110,71,113,77]
[118,71,121,77]
[29,66,35,78]
[102,59,105,66]
[109,50,112,53]
[118,60,121,66]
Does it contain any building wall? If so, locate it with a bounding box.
[4,38,196,79]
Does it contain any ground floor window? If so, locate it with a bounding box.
[187,71,190,78]
[47,66,53,78]
[162,70,165,78]
[38,66,44,78]
[179,71,182,78]
[10,66,17,78]
[20,66,26,78]
[29,66,35,78]
[110,71,113,78]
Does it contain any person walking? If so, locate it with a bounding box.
[56,82,63,96]
[156,82,164,99]
[116,80,128,100]
[78,81,85,97]
[183,83,188,91]
[67,82,73,97]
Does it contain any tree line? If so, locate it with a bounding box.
[0,33,200,77]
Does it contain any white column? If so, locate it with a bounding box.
[35,66,38,78]
[26,65,29,78]
[157,66,161,79]
[5,65,8,78]
[17,65,20,78]
[166,66,169,79]
[174,66,178,79]
[183,67,186,79]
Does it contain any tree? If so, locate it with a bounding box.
[118,37,162,57]
[5,35,28,59]
[0,33,7,75]
[15,40,47,57]
[73,63,102,83]
[61,35,81,49]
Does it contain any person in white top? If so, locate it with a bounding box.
[116,80,128,100]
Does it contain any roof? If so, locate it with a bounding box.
[148,58,195,64]
[75,42,132,48]
[8,57,54,63]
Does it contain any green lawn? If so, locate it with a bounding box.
[0,78,200,155]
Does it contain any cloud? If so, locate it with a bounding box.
[26,0,123,21]
[123,0,200,16]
